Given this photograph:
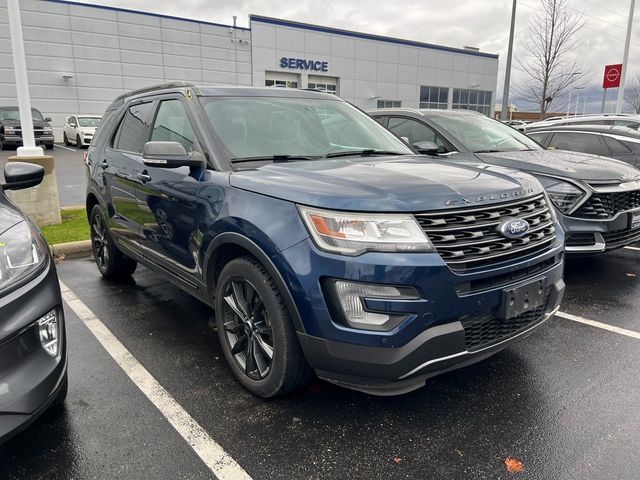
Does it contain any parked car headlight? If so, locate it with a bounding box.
[0,221,48,293]
[534,176,586,214]
[4,126,15,134]
[43,126,53,134]
[299,206,434,255]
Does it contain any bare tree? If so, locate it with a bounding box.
[514,0,586,119]
[624,73,640,113]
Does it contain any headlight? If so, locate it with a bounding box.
[4,126,15,134]
[534,176,586,214]
[0,221,48,293]
[298,206,434,256]
[43,127,53,134]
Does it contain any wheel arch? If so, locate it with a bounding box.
[203,232,306,334]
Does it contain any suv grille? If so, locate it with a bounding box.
[574,190,640,219]
[461,290,551,351]
[415,194,556,271]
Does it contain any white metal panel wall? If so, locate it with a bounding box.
[0,0,251,141]
[250,19,499,112]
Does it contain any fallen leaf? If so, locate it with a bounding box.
[392,456,401,464]
[505,457,524,474]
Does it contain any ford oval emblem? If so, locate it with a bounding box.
[498,218,530,239]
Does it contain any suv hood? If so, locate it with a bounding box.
[2,118,51,128]
[474,149,640,183]
[229,155,543,212]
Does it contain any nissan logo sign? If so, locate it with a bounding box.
[498,218,530,239]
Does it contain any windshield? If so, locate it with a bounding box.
[429,114,542,153]
[201,96,413,160]
[0,107,44,122]
[78,117,101,127]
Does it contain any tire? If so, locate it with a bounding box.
[76,134,82,148]
[63,132,70,146]
[90,204,137,280]
[0,138,5,151]
[215,256,311,398]
[51,372,68,409]
[45,143,54,150]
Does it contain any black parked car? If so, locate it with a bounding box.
[0,162,67,445]
[0,107,55,150]
[371,108,640,253]
[526,125,640,168]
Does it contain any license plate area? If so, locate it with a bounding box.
[629,209,640,229]
[497,278,547,320]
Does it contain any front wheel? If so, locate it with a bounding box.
[45,143,54,150]
[90,205,137,280]
[215,256,311,398]
[63,132,70,146]
[76,134,82,148]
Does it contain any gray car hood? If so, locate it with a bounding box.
[474,149,640,183]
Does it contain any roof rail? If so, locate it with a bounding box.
[111,82,195,106]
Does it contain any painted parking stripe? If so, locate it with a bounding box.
[56,144,76,152]
[556,311,640,340]
[59,281,252,480]
[624,246,640,251]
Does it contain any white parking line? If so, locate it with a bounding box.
[624,246,640,251]
[56,144,77,152]
[556,311,640,340]
[59,281,252,480]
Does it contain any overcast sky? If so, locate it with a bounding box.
[76,0,639,113]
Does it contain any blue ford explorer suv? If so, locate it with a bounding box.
[85,84,565,397]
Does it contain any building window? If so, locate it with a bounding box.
[265,79,298,88]
[452,89,492,116]
[419,86,448,109]
[377,100,401,108]
[308,83,337,94]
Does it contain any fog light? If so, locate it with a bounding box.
[38,310,59,357]
[333,281,417,331]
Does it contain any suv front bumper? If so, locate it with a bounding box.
[2,134,54,147]
[561,211,640,253]
[280,237,565,395]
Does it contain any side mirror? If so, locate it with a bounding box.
[2,162,45,190]
[70,123,76,127]
[44,117,52,123]
[412,141,440,155]
[142,141,204,168]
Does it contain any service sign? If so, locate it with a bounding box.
[280,57,329,72]
[603,64,623,89]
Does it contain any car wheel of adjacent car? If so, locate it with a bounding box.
[0,138,5,151]
[215,256,312,398]
[76,134,82,148]
[63,132,70,146]
[90,205,137,280]
[45,143,54,150]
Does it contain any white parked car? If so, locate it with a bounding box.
[63,115,102,148]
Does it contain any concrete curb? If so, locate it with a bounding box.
[61,204,85,211]
[50,240,92,258]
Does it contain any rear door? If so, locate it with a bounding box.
[547,131,610,157]
[102,100,155,251]
[133,95,206,283]
[603,134,639,166]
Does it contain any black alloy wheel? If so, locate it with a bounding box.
[215,256,312,397]
[89,205,137,280]
[222,278,274,380]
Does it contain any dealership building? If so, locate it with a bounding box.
[0,0,499,141]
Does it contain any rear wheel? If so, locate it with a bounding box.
[215,256,311,398]
[90,205,137,280]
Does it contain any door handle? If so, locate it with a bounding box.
[100,159,109,169]
[136,172,151,183]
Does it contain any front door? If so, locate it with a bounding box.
[133,96,206,283]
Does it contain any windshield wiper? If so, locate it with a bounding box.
[230,155,321,164]
[323,149,406,158]
[473,149,503,153]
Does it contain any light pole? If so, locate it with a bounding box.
[501,0,517,121]
[616,0,635,113]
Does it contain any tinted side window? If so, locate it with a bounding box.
[613,120,640,130]
[113,102,154,153]
[548,132,609,156]
[387,117,451,153]
[151,99,198,152]
[92,109,117,149]
[527,132,549,146]
[603,136,633,154]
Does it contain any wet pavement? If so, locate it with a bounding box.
[1,145,86,207]
[2,247,640,479]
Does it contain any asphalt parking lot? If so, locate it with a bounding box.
[0,145,86,207]
[1,246,639,480]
